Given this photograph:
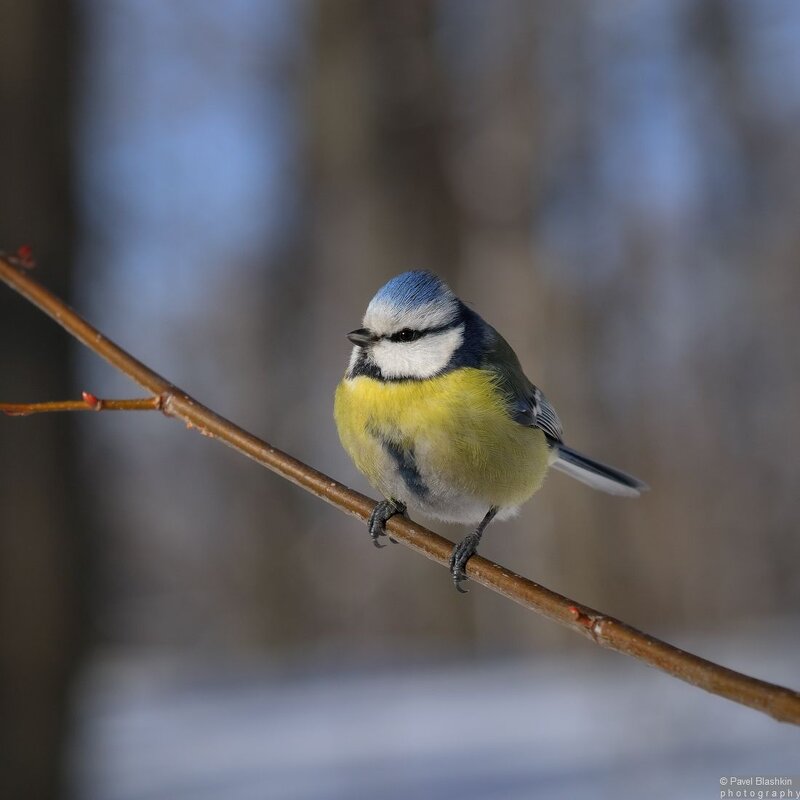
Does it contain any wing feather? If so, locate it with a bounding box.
[482,325,563,442]
[530,385,563,442]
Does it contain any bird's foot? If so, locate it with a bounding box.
[449,532,482,593]
[448,507,498,593]
[367,499,406,548]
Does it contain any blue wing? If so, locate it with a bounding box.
[482,326,563,443]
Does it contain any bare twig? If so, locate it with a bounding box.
[1,392,162,415]
[1,254,799,726]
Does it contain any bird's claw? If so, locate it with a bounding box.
[449,551,469,591]
[367,499,406,548]
[448,507,497,593]
[449,532,481,593]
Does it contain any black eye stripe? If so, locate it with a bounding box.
[388,328,423,343]
[385,321,457,343]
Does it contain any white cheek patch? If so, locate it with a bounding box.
[371,324,465,379]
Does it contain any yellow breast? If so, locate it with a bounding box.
[334,368,549,509]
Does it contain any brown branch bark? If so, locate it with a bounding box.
[1,255,799,726]
[1,394,161,415]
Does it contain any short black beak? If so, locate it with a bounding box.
[347,328,377,347]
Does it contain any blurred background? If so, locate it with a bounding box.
[1,1,799,798]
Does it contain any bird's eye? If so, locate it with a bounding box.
[392,328,423,343]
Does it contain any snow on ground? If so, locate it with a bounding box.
[69,623,800,800]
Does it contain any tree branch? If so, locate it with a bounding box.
[1,392,162,415]
[1,255,799,726]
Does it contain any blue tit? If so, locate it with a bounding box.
[334,270,647,591]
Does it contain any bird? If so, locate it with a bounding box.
[334,270,647,591]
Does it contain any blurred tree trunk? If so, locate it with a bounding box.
[0,2,86,798]
[438,4,552,644]
[297,0,477,643]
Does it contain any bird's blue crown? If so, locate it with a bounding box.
[372,270,453,311]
